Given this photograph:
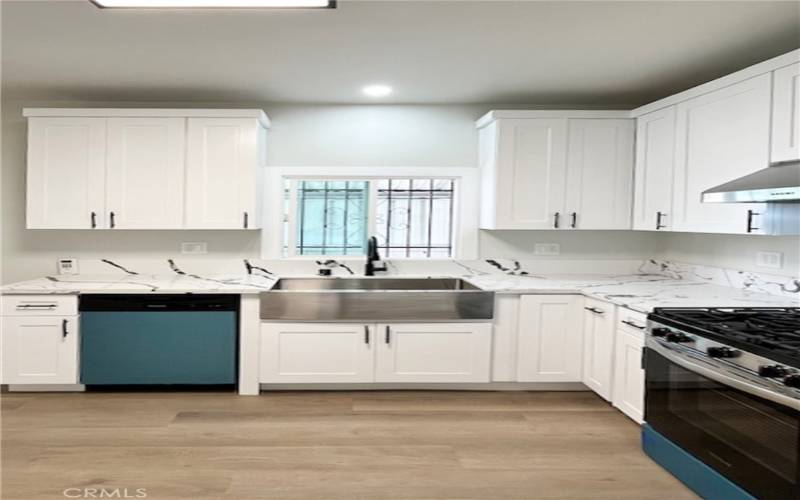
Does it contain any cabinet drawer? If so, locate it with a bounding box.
[616,308,647,337]
[1,295,78,316]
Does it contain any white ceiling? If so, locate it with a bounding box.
[2,0,799,105]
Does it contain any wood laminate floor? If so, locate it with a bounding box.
[1,391,696,500]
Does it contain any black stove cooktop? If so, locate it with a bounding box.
[649,307,800,366]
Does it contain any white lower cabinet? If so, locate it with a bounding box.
[490,295,520,382]
[1,315,79,384]
[260,323,374,383]
[375,323,492,383]
[517,295,584,382]
[260,321,492,384]
[581,298,616,401]
[612,309,648,424]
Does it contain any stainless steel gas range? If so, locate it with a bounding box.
[643,307,800,500]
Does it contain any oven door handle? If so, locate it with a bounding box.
[649,340,800,411]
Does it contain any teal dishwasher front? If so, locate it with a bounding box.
[79,294,238,386]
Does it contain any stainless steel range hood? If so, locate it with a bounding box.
[702,160,800,203]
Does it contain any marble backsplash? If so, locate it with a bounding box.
[60,257,800,299]
[639,259,800,299]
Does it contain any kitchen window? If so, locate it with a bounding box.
[284,178,456,258]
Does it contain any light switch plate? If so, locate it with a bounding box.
[57,258,78,275]
[181,242,208,255]
[534,243,561,256]
[755,251,782,270]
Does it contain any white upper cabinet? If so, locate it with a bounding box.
[772,62,800,163]
[477,111,633,231]
[672,74,771,234]
[632,51,800,235]
[632,106,676,231]
[517,294,584,383]
[105,118,186,229]
[565,119,634,230]
[479,117,568,229]
[26,117,107,229]
[24,109,269,230]
[185,117,265,229]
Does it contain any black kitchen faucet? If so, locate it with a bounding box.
[365,236,387,276]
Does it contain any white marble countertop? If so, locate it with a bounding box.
[3,268,797,314]
[0,273,278,295]
[465,273,799,313]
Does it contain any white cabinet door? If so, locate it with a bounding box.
[582,298,616,401]
[1,316,78,384]
[26,117,107,229]
[106,118,186,229]
[517,295,583,382]
[491,295,520,382]
[633,107,677,231]
[375,323,492,383]
[565,119,634,230]
[673,74,771,234]
[484,119,568,229]
[612,316,646,424]
[185,118,261,229]
[260,323,374,383]
[772,63,800,163]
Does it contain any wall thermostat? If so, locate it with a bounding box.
[57,258,79,275]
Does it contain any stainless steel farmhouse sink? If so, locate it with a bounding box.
[260,278,494,321]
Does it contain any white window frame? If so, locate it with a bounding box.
[261,166,479,260]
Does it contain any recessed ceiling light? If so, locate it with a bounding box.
[362,85,393,98]
[91,0,334,8]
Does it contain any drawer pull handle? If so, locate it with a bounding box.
[584,306,604,315]
[17,304,57,309]
[656,211,667,230]
[621,320,646,330]
[746,209,760,233]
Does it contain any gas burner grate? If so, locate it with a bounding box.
[651,307,800,356]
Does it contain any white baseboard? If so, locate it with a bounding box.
[2,382,588,393]
[259,382,588,391]
[7,384,86,392]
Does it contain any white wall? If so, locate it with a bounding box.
[1,100,493,282]
[265,104,483,167]
[3,98,798,283]
[479,230,800,277]
[658,232,800,277]
[478,230,662,262]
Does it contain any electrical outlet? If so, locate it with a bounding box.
[181,242,207,255]
[755,251,782,270]
[534,243,560,256]
[57,258,78,275]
